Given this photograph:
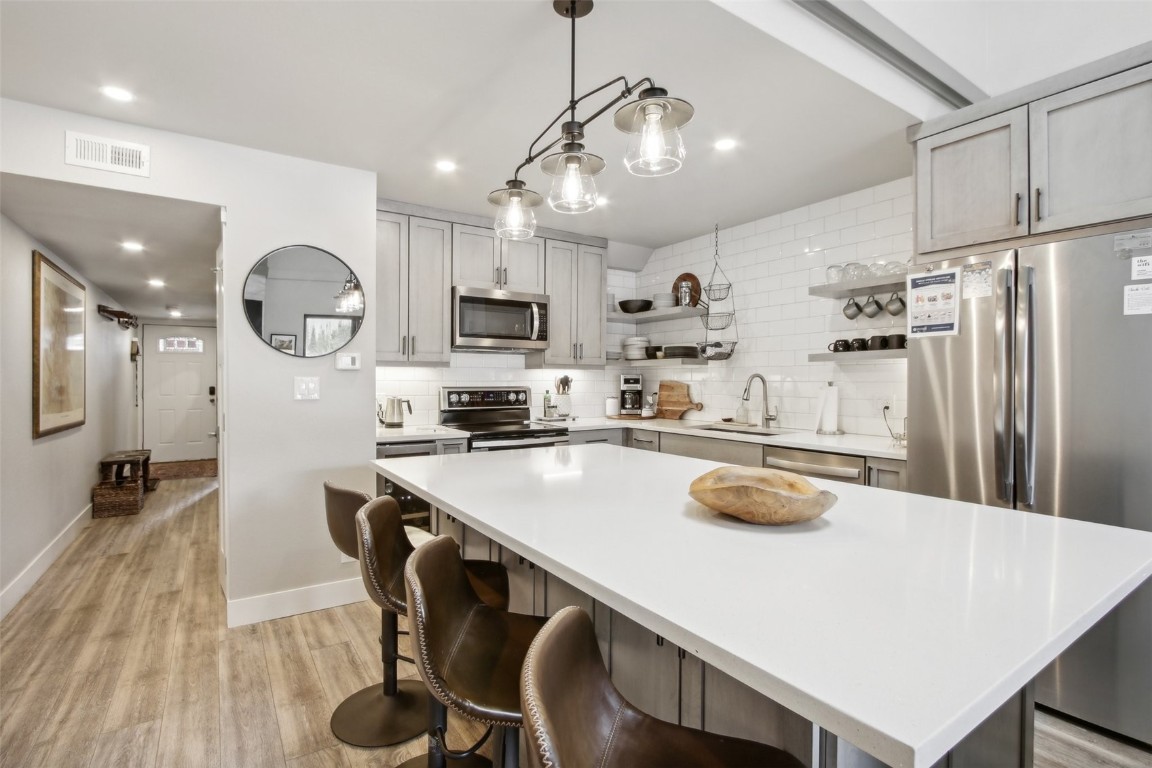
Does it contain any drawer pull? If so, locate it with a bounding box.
[764,457,861,479]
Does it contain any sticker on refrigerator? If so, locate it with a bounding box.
[1123,284,1152,315]
[1115,230,1152,257]
[907,268,960,336]
[1132,256,1152,281]
[962,262,993,299]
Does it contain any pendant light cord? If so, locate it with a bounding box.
[569,0,577,121]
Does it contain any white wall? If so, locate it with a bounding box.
[1,99,377,625]
[377,177,912,438]
[0,215,135,616]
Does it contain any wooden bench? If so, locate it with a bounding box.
[92,449,152,518]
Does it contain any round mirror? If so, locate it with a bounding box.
[243,245,364,357]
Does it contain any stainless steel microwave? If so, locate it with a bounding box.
[452,286,549,351]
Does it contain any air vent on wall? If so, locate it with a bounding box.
[65,131,151,177]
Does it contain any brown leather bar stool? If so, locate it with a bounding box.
[521,606,805,768]
[404,535,548,768]
[355,496,512,761]
[323,482,432,747]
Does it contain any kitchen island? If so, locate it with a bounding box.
[372,445,1152,768]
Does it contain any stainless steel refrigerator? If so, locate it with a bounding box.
[907,224,1152,745]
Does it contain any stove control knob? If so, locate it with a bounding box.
[518,392,527,402]
[448,393,459,405]
[460,393,469,404]
[507,391,516,402]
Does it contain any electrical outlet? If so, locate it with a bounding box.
[874,396,893,414]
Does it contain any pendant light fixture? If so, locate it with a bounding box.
[488,0,693,238]
[334,272,364,314]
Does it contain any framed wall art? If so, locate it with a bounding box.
[32,250,86,437]
[303,314,358,357]
[270,333,297,354]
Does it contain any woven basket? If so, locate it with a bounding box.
[92,479,142,518]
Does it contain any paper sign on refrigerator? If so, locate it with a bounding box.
[907,268,961,336]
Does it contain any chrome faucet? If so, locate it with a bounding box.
[740,373,778,428]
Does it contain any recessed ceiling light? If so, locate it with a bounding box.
[168,309,183,318]
[100,85,134,103]
[435,160,457,172]
[121,241,144,252]
[148,278,165,287]
[714,138,737,151]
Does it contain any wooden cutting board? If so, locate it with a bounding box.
[655,380,703,420]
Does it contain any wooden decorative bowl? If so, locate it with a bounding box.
[689,466,837,525]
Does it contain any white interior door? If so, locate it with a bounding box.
[142,324,218,462]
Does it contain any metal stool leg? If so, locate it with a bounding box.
[330,609,429,747]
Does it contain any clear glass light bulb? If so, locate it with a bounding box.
[562,157,584,204]
[495,191,537,240]
[548,153,597,214]
[505,195,525,229]
[640,107,667,163]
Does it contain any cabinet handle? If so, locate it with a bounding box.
[573,343,577,359]
[656,635,664,647]
[503,267,508,285]
[411,336,416,355]
[578,342,583,359]
[402,335,407,356]
[1014,192,1022,226]
[495,266,501,286]
[1035,188,1042,222]
[634,437,655,444]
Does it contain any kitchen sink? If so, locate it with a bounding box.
[687,423,780,437]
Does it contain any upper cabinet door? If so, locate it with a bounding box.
[543,240,576,365]
[915,107,1029,254]
[408,217,452,363]
[451,224,500,288]
[1030,63,1152,234]
[575,244,606,365]
[501,237,546,294]
[376,212,409,363]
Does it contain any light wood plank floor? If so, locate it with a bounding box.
[2,478,1148,767]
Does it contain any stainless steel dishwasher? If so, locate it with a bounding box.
[376,441,439,529]
[762,445,865,484]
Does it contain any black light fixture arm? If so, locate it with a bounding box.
[511,74,657,181]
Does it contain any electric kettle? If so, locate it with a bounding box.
[381,397,412,427]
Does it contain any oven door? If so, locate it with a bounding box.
[453,286,549,350]
[469,434,570,452]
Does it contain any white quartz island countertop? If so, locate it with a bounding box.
[372,445,1152,768]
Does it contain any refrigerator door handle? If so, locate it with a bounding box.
[1018,266,1037,507]
[994,267,1015,502]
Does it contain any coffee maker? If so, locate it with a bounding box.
[620,374,643,415]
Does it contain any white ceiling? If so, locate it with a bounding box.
[3,1,1145,321]
[0,174,221,321]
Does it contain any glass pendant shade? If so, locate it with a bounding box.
[543,150,602,214]
[335,274,364,314]
[623,102,686,177]
[495,191,538,240]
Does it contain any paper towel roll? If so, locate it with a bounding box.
[815,384,840,434]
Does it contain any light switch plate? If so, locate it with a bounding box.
[335,352,361,370]
[294,376,320,400]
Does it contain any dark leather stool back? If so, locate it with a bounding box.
[356,495,417,614]
[521,606,803,768]
[323,481,369,560]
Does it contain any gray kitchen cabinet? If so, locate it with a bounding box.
[915,64,1152,254]
[866,456,907,491]
[659,432,762,466]
[376,213,452,363]
[610,611,681,724]
[915,107,1029,254]
[461,525,494,562]
[539,240,606,365]
[701,663,814,766]
[567,429,623,446]
[764,445,866,485]
[498,545,540,616]
[438,439,467,455]
[628,429,660,451]
[451,223,545,293]
[542,571,594,617]
[434,508,464,547]
[1029,62,1152,234]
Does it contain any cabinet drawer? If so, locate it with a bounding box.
[762,446,866,485]
[629,429,660,451]
[659,432,761,466]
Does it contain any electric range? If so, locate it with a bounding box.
[439,386,569,452]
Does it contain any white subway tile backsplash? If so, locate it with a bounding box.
[376,177,911,436]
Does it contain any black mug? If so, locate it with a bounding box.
[887,333,907,349]
[828,339,850,352]
[867,335,889,351]
[850,338,867,352]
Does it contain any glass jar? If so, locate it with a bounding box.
[679,281,693,306]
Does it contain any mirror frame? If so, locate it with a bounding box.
[242,244,364,358]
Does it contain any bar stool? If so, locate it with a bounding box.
[404,535,548,768]
[521,606,804,768]
[323,482,434,747]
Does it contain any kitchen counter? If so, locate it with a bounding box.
[375,424,469,444]
[544,416,907,460]
[372,445,1152,768]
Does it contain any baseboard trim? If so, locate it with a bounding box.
[0,504,92,619]
[226,576,368,628]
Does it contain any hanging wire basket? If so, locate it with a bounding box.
[697,340,738,360]
[701,311,734,331]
